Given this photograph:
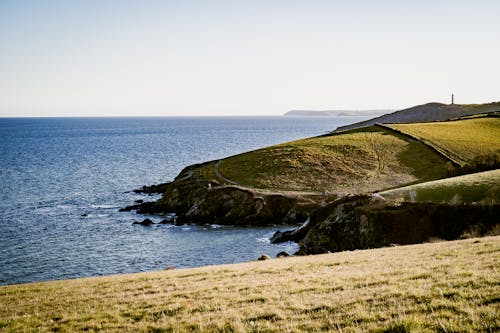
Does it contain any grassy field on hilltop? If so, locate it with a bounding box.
[387,117,500,166]
[217,126,448,194]
[380,169,500,204]
[1,237,499,332]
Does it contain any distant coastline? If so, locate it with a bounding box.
[284,109,393,117]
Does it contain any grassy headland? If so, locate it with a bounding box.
[217,126,449,194]
[211,117,499,195]
[1,236,499,332]
[127,115,499,238]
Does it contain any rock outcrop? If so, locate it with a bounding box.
[133,182,171,194]
[160,181,310,226]
[132,218,155,226]
[122,165,313,226]
[295,194,499,254]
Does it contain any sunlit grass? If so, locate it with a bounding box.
[217,126,448,194]
[1,236,498,332]
[388,117,500,166]
[380,169,500,204]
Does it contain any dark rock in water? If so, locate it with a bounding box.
[80,213,88,217]
[159,214,176,224]
[132,218,155,226]
[120,202,164,214]
[174,215,187,226]
[119,205,138,212]
[258,254,271,261]
[271,229,302,244]
[270,231,285,243]
[134,199,144,204]
[133,182,171,194]
[276,251,290,258]
[270,219,312,244]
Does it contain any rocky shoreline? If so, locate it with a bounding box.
[122,164,499,255]
[121,162,319,226]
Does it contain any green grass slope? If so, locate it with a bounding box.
[217,126,449,195]
[1,237,498,332]
[380,169,500,204]
[387,117,500,167]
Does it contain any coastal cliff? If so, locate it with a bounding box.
[124,169,499,255]
[122,112,499,255]
[294,195,499,254]
[123,163,317,226]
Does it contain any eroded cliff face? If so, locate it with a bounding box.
[297,195,499,254]
[123,165,314,226]
[123,165,499,254]
[162,180,310,225]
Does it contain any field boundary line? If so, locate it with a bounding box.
[374,123,464,167]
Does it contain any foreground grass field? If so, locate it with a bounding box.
[387,117,500,166]
[380,169,500,204]
[1,237,499,332]
[217,126,448,194]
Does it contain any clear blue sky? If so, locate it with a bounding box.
[1,0,499,116]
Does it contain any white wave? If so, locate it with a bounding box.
[256,237,271,244]
[90,204,117,209]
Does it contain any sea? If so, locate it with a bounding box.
[0,116,369,286]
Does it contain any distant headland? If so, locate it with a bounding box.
[284,109,393,117]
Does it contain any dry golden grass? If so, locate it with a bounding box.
[217,126,448,195]
[1,236,499,332]
[388,117,500,166]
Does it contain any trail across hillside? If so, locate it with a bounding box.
[214,160,239,185]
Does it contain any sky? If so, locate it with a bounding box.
[0,0,499,117]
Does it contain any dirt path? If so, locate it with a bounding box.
[214,160,323,197]
[214,160,239,185]
[361,132,384,187]
[370,134,384,176]
[176,171,193,181]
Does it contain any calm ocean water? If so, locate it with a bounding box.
[0,116,368,285]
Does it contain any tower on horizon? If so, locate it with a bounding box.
[451,93,454,105]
